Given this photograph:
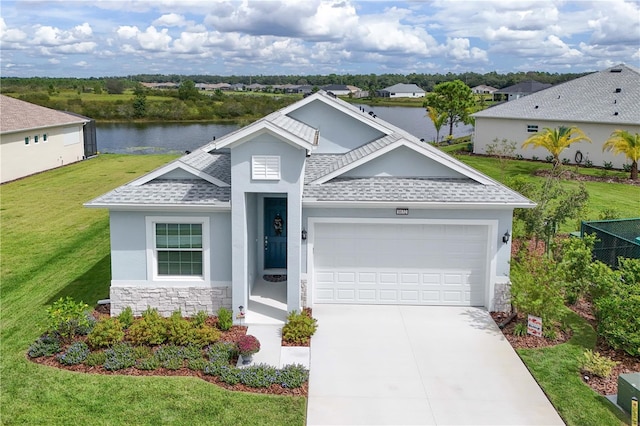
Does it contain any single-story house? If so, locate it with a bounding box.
[472,85,498,95]
[0,95,94,183]
[493,80,552,102]
[377,83,426,98]
[321,84,354,96]
[86,91,534,320]
[473,64,640,169]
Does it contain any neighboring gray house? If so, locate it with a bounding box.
[0,95,93,183]
[321,84,353,96]
[86,91,533,322]
[473,64,640,169]
[492,80,552,102]
[472,85,498,95]
[377,83,426,98]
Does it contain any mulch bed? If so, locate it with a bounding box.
[29,307,309,397]
[491,299,640,397]
[533,168,640,186]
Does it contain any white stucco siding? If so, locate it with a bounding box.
[0,124,85,183]
[342,146,464,178]
[474,117,640,169]
[109,210,232,284]
[287,100,385,153]
[390,92,425,98]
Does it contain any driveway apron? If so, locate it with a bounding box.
[306,305,564,425]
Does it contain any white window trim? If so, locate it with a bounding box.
[145,216,210,283]
[252,155,281,180]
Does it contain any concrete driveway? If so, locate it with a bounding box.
[306,305,564,426]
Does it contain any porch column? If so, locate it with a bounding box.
[231,190,248,323]
[287,192,302,312]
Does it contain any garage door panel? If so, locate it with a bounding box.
[313,223,487,306]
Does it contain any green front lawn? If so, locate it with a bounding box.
[518,310,628,425]
[0,154,306,425]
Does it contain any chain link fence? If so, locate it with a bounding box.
[581,218,640,268]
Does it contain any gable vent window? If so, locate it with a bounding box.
[252,155,281,180]
[527,125,539,133]
[24,137,30,145]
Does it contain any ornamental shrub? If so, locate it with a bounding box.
[86,317,125,348]
[278,364,309,388]
[555,234,597,304]
[181,344,203,361]
[282,310,318,345]
[187,358,207,371]
[28,334,62,358]
[56,341,90,365]
[104,343,136,371]
[117,307,134,329]
[510,252,565,328]
[46,297,91,339]
[166,311,196,346]
[132,345,153,360]
[238,364,278,388]
[203,360,226,376]
[581,350,617,378]
[128,308,167,345]
[192,325,221,347]
[218,366,241,385]
[136,356,160,371]
[595,294,640,357]
[154,345,185,362]
[513,323,527,337]
[84,351,107,367]
[192,310,208,328]
[207,341,236,363]
[216,307,233,331]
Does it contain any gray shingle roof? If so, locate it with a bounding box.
[303,177,530,204]
[474,64,640,125]
[0,95,89,134]
[380,83,425,93]
[494,80,552,94]
[89,179,230,206]
[87,90,533,208]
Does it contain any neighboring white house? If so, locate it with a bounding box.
[472,85,498,95]
[0,95,91,183]
[473,64,640,170]
[86,91,534,321]
[377,83,426,98]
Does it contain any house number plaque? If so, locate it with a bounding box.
[396,208,409,216]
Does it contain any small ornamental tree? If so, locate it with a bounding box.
[423,80,475,137]
[603,129,639,180]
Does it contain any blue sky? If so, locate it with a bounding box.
[1,0,639,78]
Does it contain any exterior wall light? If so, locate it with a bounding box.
[502,231,511,244]
[301,229,307,240]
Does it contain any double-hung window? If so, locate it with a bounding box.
[147,217,209,280]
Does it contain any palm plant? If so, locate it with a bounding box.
[522,126,591,168]
[426,106,447,143]
[603,130,639,180]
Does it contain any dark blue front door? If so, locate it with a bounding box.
[264,198,287,269]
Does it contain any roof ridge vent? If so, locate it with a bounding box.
[615,88,622,93]
[610,68,622,73]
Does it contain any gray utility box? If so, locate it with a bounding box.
[617,373,640,413]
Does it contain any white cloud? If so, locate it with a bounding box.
[0,17,27,43]
[154,13,187,28]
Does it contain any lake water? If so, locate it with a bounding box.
[96,105,472,154]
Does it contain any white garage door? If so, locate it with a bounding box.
[313,222,488,306]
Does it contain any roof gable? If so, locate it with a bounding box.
[381,83,425,93]
[473,64,640,125]
[0,95,89,134]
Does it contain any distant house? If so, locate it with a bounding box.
[473,64,640,169]
[246,83,266,92]
[321,84,352,96]
[493,80,552,102]
[472,85,498,95]
[377,84,425,98]
[0,95,94,183]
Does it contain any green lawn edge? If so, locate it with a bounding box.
[517,309,629,426]
[0,154,306,425]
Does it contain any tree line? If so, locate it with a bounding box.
[0,69,587,94]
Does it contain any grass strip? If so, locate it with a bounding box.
[517,310,628,426]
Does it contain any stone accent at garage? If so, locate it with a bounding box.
[493,280,512,312]
[300,279,308,308]
[110,285,232,317]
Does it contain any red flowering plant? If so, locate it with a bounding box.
[236,334,260,356]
